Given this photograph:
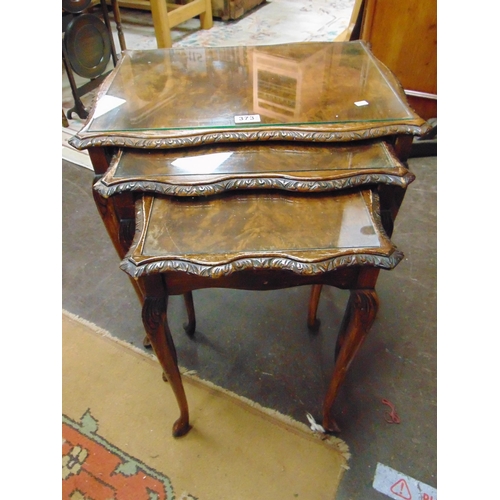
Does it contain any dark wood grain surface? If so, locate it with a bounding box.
[70,41,429,150]
[95,141,415,197]
[121,189,402,279]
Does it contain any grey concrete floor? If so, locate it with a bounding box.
[62,154,436,499]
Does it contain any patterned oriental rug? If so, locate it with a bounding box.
[62,311,350,500]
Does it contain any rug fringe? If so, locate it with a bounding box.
[62,309,350,463]
[63,309,158,360]
[185,372,351,463]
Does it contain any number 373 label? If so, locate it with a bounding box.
[234,114,261,124]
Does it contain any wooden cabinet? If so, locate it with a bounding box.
[358,0,437,120]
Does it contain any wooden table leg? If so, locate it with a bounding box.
[307,284,323,330]
[394,135,414,163]
[143,291,196,347]
[140,275,191,437]
[322,288,379,433]
[92,188,146,310]
[183,291,196,336]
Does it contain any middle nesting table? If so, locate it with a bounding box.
[93,140,414,436]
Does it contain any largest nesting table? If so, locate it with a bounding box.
[70,41,429,437]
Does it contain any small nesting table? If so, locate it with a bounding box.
[70,41,428,436]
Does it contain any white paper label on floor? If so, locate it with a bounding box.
[373,463,437,500]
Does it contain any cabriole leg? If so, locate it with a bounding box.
[183,292,196,336]
[307,284,323,330]
[322,288,379,433]
[141,288,190,437]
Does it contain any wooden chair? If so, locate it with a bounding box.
[118,0,213,48]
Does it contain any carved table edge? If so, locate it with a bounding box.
[69,123,430,151]
[94,171,416,198]
[120,250,404,280]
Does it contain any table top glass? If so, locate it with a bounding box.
[144,190,381,255]
[72,41,427,149]
[95,141,415,198]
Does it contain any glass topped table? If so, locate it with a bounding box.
[72,41,422,438]
[94,141,415,198]
[122,190,402,279]
[120,187,402,436]
[69,41,428,151]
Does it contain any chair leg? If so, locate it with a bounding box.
[62,109,69,127]
[307,285,323,330]
[200,0,213,29]
[150,0,173,48]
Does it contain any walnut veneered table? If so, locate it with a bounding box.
[69,41,427,437]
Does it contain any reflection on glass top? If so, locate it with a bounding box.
[112,142,401,180]
[142,190,381,258]
[94,141,414,198]
[87,41,414,133]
